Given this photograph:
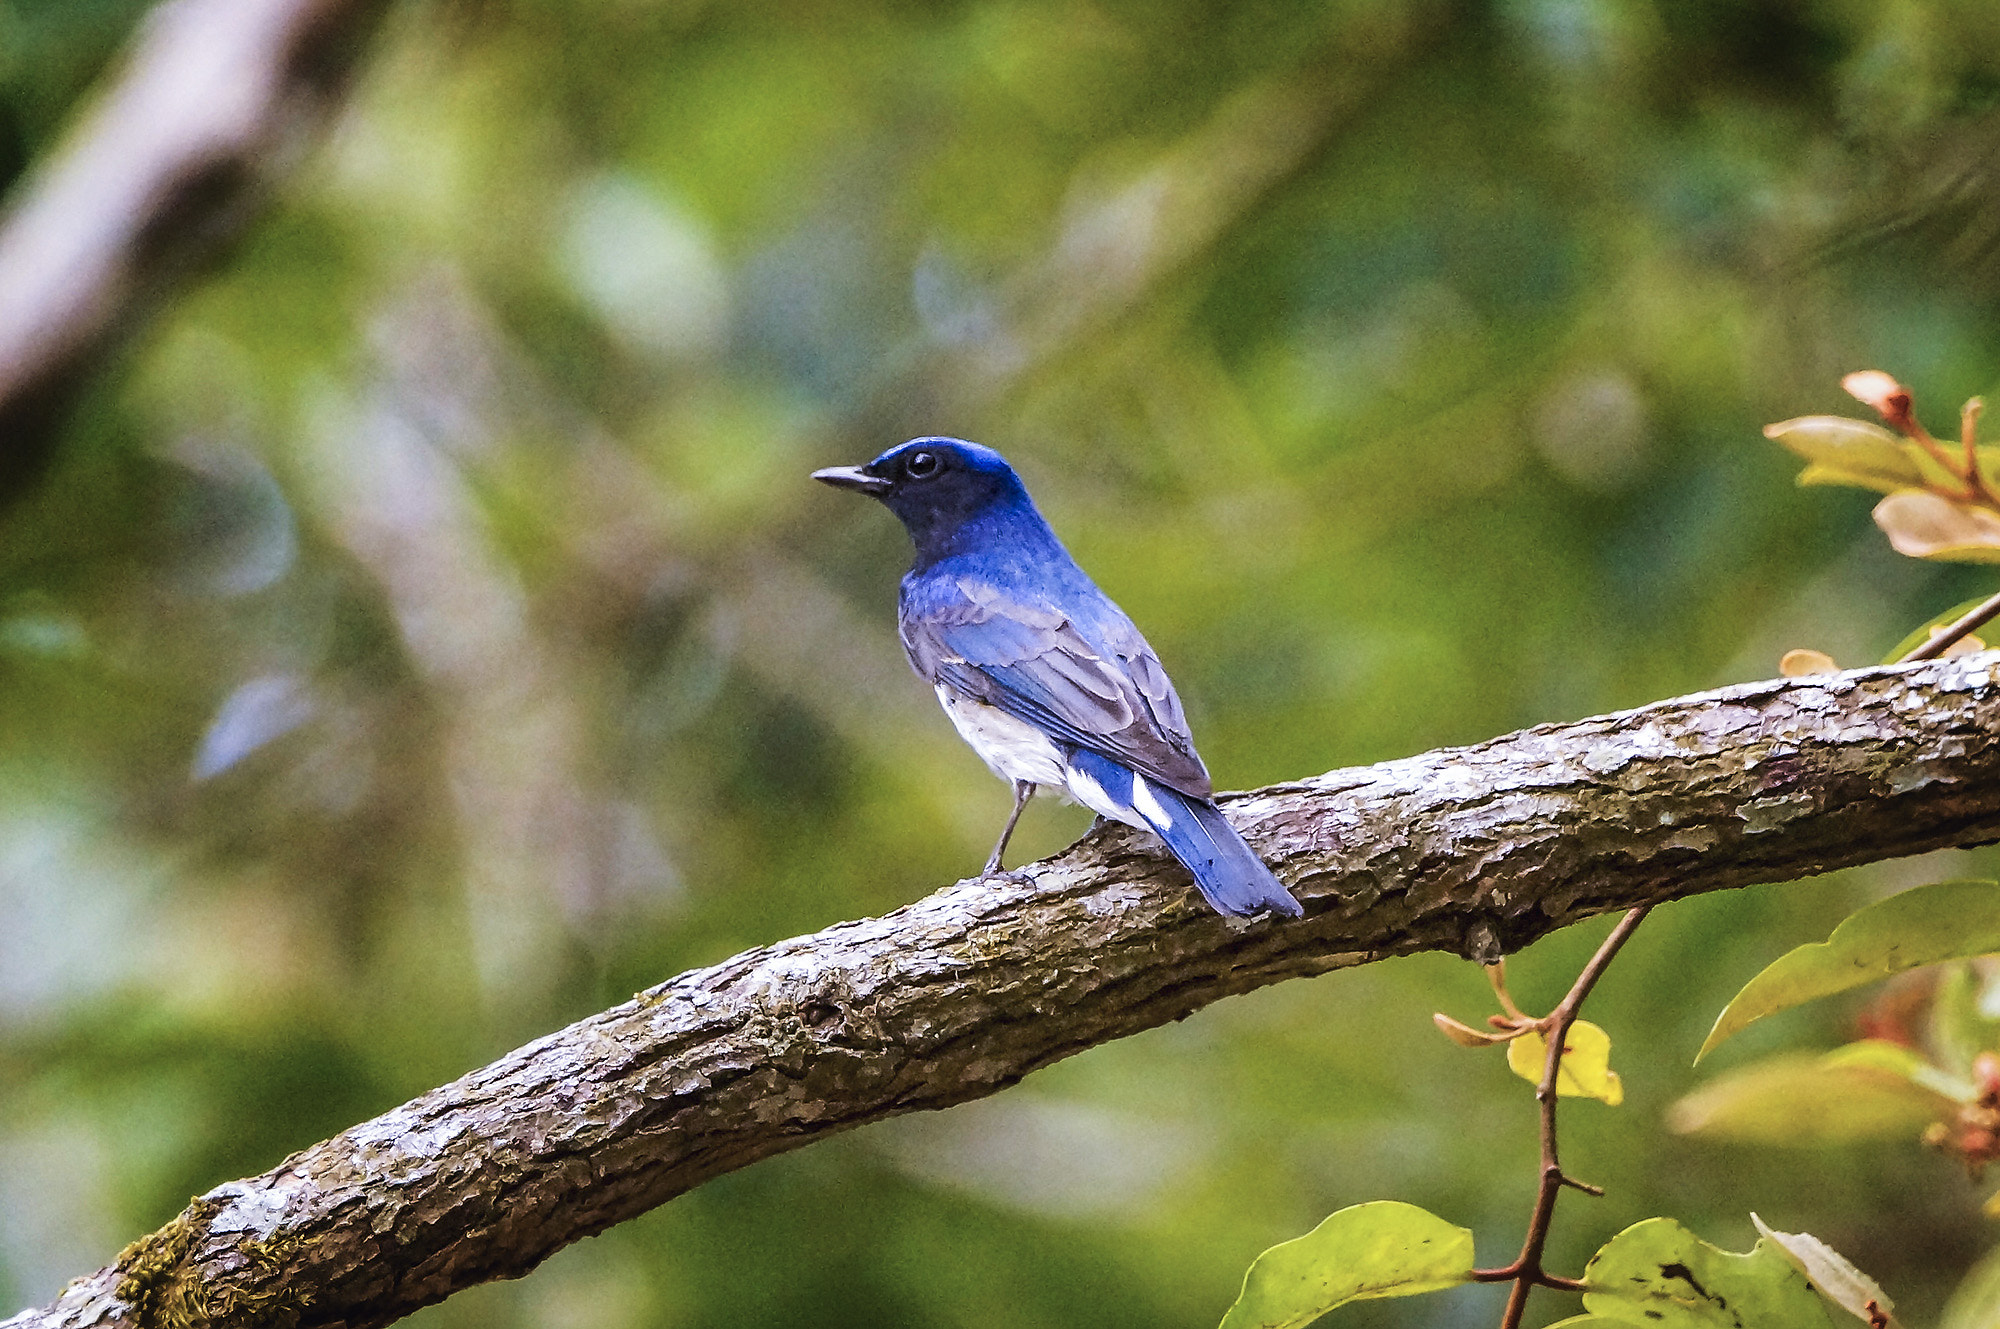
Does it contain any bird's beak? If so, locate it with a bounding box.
[812,465,892,496]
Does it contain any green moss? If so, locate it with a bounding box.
[114,1198,215,1329]
[112,1197,314,1329]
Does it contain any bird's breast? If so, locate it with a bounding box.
[933,685,1067,788]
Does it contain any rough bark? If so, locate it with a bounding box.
[11,654,2000,1329]
[0,0,391,502]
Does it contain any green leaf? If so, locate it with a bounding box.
[1666,1049,1952,1143]
[1217,1201,1474,1329]
[1796,462,1913,493]
[1817,1038,1929,1075]
[1580,1218,1842,1327]
[1941,1244,2000,1329]
[1765,417,1927,493]
[1822,1038,1976,1101]
[1506,1020,1625,1104]
[1883,595,1999,663]
[1697,880,2000,1062]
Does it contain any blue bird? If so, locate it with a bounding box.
[814,437,1302,920]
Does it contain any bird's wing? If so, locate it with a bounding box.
[901,574,1212,798]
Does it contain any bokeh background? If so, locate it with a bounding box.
[5,0,2000,1325]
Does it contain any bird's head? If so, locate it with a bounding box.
[813,437,1035,559]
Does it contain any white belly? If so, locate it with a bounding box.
[934,685,1148,831]
[936,685,1066,786]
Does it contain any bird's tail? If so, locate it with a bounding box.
[1067,750,1302,919]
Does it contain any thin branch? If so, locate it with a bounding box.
[1908,427,1967,491]
[9,654,2000,1329]
[1472,905,1653,1328]
[1961,397,1985,493]
[1901,589,2000,662]
[0,0,391,502]
[1486,959,1528,1020]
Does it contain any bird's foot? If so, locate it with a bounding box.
[978,865,1035,886]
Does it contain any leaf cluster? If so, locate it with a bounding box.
[1235,874,2000,1327]
[1768,373,2000,564]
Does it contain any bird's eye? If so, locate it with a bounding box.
[903,450,941,479]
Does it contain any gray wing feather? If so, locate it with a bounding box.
[901,575,1211,797]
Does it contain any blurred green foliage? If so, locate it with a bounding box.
[5,0,2000,1326]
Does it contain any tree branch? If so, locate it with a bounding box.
[11,654,2000,1329]
[0,0,391,502]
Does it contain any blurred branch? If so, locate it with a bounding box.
[1812,110,2000,297]
[300,272,669,1001]
[13,654,2000,1329]
[847,11,1443,441]
[0,0,390,502]
[961,69,1368,392]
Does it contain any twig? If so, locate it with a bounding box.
[1862,380,2000,507]
[1486,959,1528,1020]
[1899,589,2000,662]
[1960,396,2000,509]
[1906,425,1965,489]
[1962,398,1986,493]
[1470,904,1655,1328]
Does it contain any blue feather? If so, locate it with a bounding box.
[1065,749,1301,919]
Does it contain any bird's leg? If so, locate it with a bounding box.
[982,781,1035,877]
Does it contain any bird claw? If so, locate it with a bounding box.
[979,866,1035,887]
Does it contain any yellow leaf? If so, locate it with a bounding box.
[1506,1020,1624,1105]
[1779,649,1838,677]
[1797,461,1930,496]
[1873,491,2000,563]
